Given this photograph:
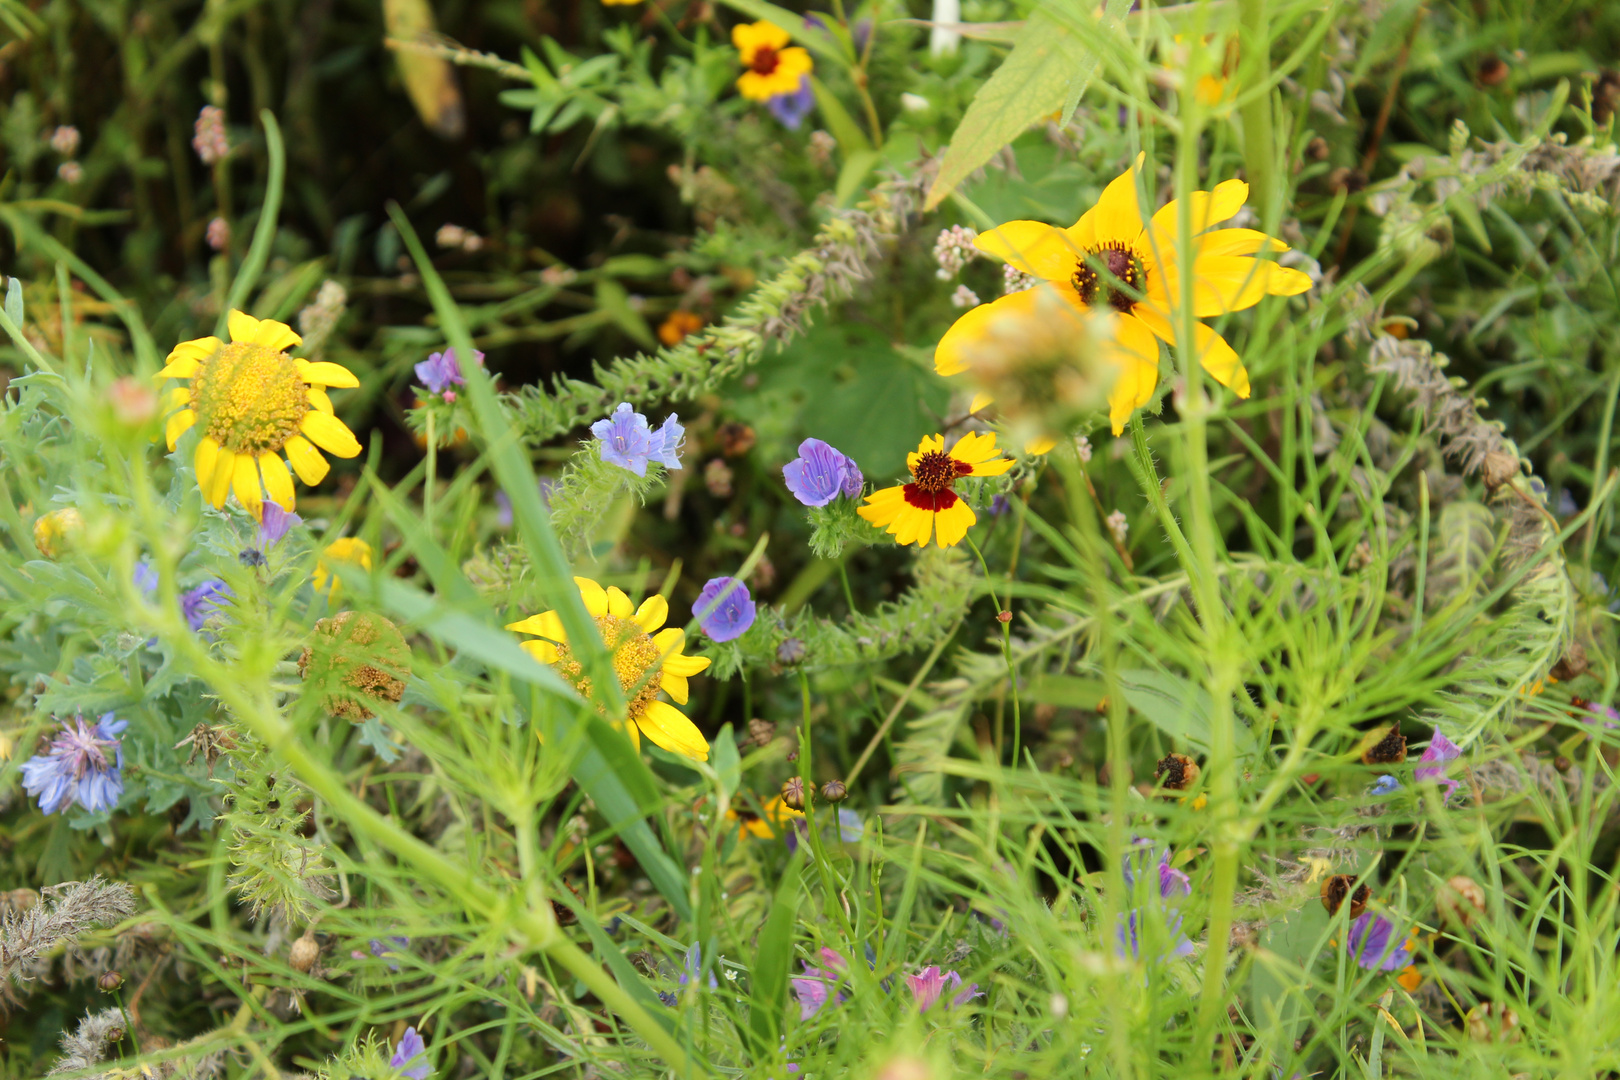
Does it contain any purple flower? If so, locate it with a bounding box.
[181,580,232,631]
[496,478,556,529]
[679,942,719,989]
[1579,701,1620,730]
[1414,727,1462,802]
[134,558,159,598]
[1369,774,1402,796]
[389,1026,430,1080]
[415,348,485,395]
[904,966,981,1012]
[258,503,302,550]
[370,935,410,972]
[837,807,864,843]
[1348,912,1412,972]
[768,76,816,129]
[1117,843,1194,962]
[19,713,129,815]
[693,576,755,642]
[989,493,1011,516]
[782,438,862,507]
[591,402,685,477]
[791,948,849,1019]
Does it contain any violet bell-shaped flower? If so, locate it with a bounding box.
[591,402,684,477]
[1414,727,1462,802]
[414,347,485,396]
[1348,912,1413,972]
[1116,843,1195,962]
[767,76,816,129]
[782,438,863,507]
[389,1026,431,1080]
[791,947,849,1019]
[905,966,981,1012]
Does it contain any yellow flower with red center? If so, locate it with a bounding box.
[936,157,1312,434]
[732,21,812,102]
[507,577,713,761]
[858,431,1013,548]
[158,310,363,518]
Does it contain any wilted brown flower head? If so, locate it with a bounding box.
[298,611,411,722]
[1320,874,1370,919]
[1155,753,1200,792]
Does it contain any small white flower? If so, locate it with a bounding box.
[900,92,931,113]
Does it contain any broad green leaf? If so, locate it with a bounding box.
[713,723,741,802]
[596,278,656,350]
[1117,668,1258,756]
[810,76,871,155]
[748,854,803,1057]
[925,0,1132,210]
[835,149,881,207]
[382,0,465,139]
[1026,674,1106,709]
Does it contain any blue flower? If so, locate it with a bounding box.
[1369,774,1402,796]
[679,942,719,989]
[782,438,862,507]
[370,935,410,972]
[134,559,159,598]
[693,576,755,642]
[258,503,302,550]
[767,75,816,129]
[496,478,555,528]
[1414,727,1462,802]
[19,713,129,815]
[181,580,232,632]
[1116,843,1194,963]
[415,347,484,396]
[837,807,864,843]
[591,402,684,477]
[389,1025,430,1080]
[1348,912,1412,972]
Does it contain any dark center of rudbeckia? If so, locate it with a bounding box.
[904,450,974,511]
[1071,242,1145,315]
[751,46,781,75]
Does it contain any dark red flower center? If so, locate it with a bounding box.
[751,46,781,75]
[904,450,973,511]
[1071,241,1144,314]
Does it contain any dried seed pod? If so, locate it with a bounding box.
[550,881,582,927]
[1361,726,1408,766]
[1549,643,1589,681]
[1320,875,1370,919]
[996,610,1012,624]
[1437,875,1486,929]
[781,776,807,811]
[820,779,848,803]
[298,611,411,722]
[1477,56,1509,86]
[1155,753,1200,792]
[1466,1001,1521,1043]
[289,929,320,973]
[1481,450,1519,491]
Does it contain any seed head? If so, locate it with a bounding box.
[289,929,320,973]
[820,779,848,803]
[1436,875,1486,929]
[1319,875,1370,919]
[1360,726,1407,766]
[781,776,807,811]
[1154,753,1200,792]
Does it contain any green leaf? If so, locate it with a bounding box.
[1117,668,1258,756]
[562,890,675,1029]
[3,276,21,328]
[747,855,803,1058]
[596,278,657,350]
[835,148,881,207]
[1026,674,1106,709]
[925,0,1131,209]
[810,76,871,155]
[713,724,741,802]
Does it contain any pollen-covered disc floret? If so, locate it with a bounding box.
[506,576,713,761]
[859,431,1012,549]
[157,309,364,519]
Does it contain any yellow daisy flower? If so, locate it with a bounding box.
[157,309,363,518]
[313,537,373,598]
[858,431,1013,548]
[732,21,813,102]
[507,577,714,762]
[728,794,804,840]
[936,156,1312,434]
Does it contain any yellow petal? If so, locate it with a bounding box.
[858,485,908,528]
[604,586,635,618]
[296,359,359,388]
[661,672,690,705]
[634,594,669,633]
[776,47,813,80]
[1092,153,1148,246]
[968,455,1015,478]
[165,409,195,451]
[507,610,567,640]
[1105,313,1164,435]
[520,638,560,664]
[260,452,296,510]
[893,503,934,548]
[284,435,330,485]
[155,355,202,381]
[974,221,1083,283]
[194,436,221,490]
[1147,178,1249,246]
[1194,228,1288,259]
[1130,307,1249,396]
[300,411,363,458]
[232,454,264,519]
[226,310,262,345]
[948,430,1002,465]
[575,577,608,617]
[207,447,236,507]
[307,387,334,414]
[932,498,977,548]
[621,718,641,752]
[635,699,710,762]
[732,20,790,55]
[655,628,710,676]
[933,287,1043,376]
[157,337,220,380]
[163,387,192,412]
[1024,436,1057,455]
[969,391,995,414]
[250,317,302,352]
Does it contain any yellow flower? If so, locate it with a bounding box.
[602,0,641,6]
[728,794,804,840]
[157,310,363,518]
[313,537,373,598]
[732,21,813,102]
[936,156,1313,434]
[33,507,84,557]
[857,431,1013,548]
[507,577,714,761]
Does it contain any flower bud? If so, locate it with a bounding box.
[97,970,124,992]
[33,507,84,557]
[996,610,1012,624]
[289,929,320,973]
[781,776,807,811]
[820,779,848,803]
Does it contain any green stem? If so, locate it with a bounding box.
[965,534,1020,769]
[1238,0,1277,222]
[218,110,285,333]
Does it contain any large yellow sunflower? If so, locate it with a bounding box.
[507,577,714,761]
[732,21,812,102]
[158,310,363,518]
[937,157,1312,434]
[858,431,1013,548]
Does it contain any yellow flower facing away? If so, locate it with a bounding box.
[507,576,714,761]
[158,310,363,519]
[33,507,84,558]
[858,431,1013,549]
[937,156,1312,435]
[313,537,374,598]
[732,21,812,102]
[728,794,804,840]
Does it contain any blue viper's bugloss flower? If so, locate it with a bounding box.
[693,576,755,642]
[1414,726,1462,802]
[791,948,849,1019]
[905,965,981,1012]
[389,1026,430,1080]
[768,75,816,129]
[258,502,302,550]
[181,580,232,631]
[679,942,719,989]
[415,347,484,396]
[837,807,864,843]
[1348,912,1413,972]
[1369,774,1402,796]
[1117,843,1194,962]
[134,558,160,597]
[591,402,685,477]
[495,478,555,529]
[20,713,129,815]
[782,438,862,506]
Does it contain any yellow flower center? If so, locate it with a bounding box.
[552,614,663,719]
[1071,242,1145,314]
[190,341,309,454]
